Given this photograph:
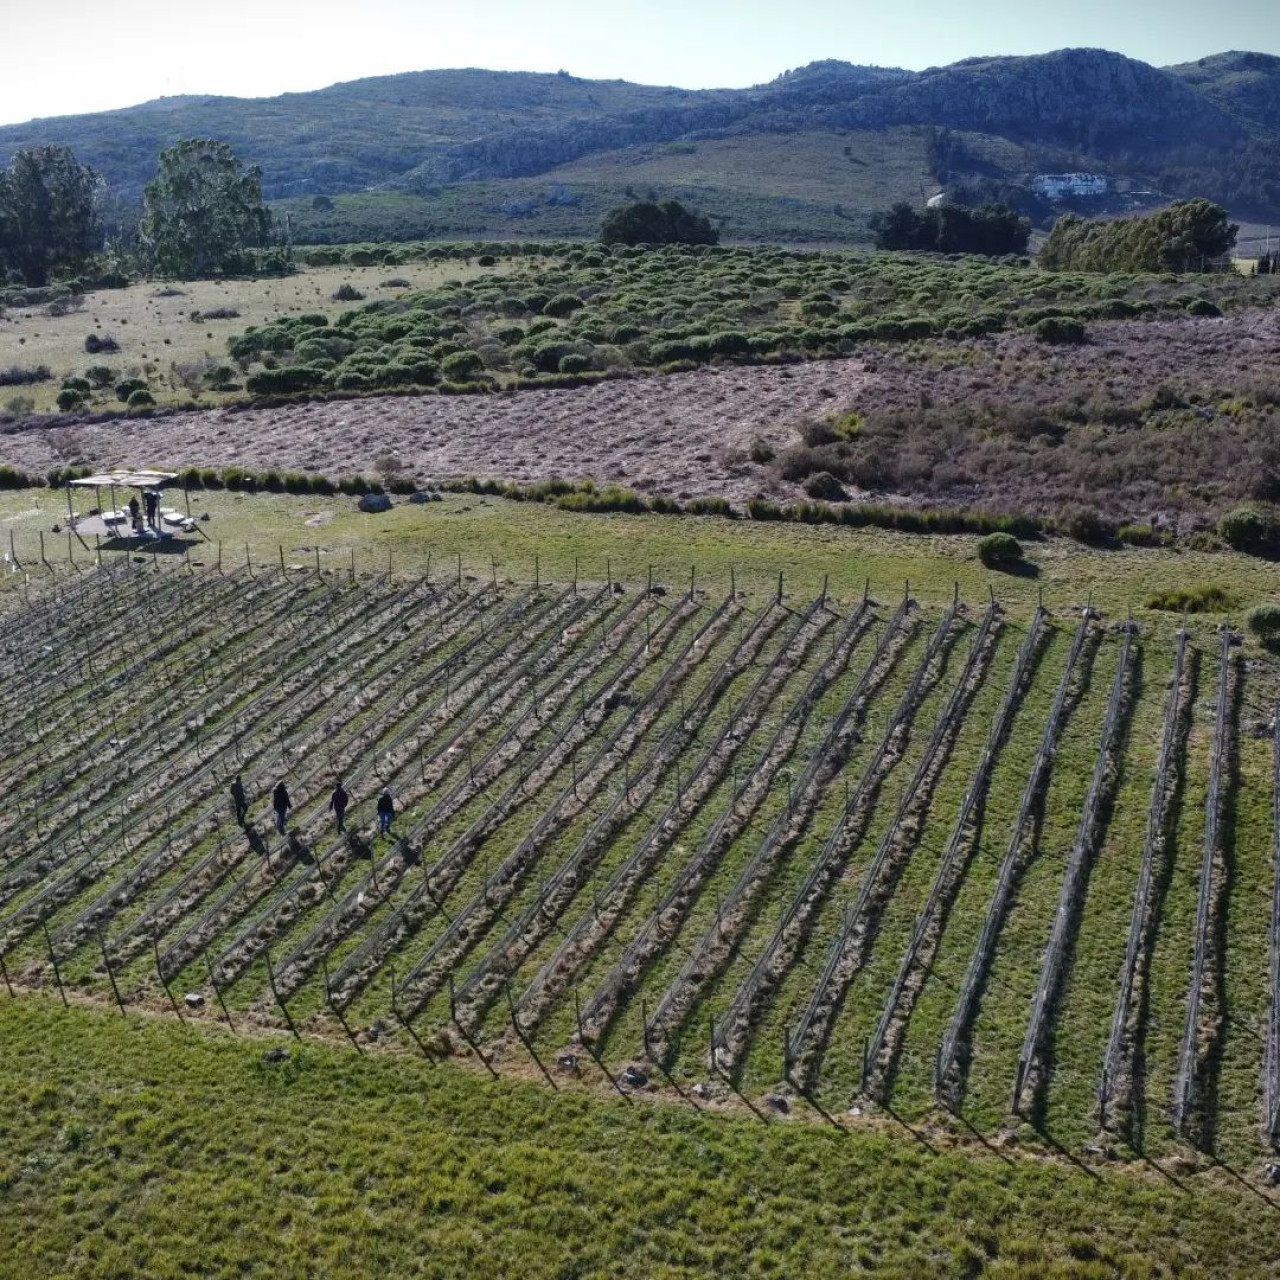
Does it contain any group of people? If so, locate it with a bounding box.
[229,774,396,836]
[127,489,161,536]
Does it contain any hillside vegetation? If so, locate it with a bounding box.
[1,49,1280,241]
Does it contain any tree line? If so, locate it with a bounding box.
[0,140,274,286]
[1038,199,1237,273]
[870,201,1031,256]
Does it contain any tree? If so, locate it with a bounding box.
[870,201,1030,256]
[0,146,102,286]
[600,200,718,247]
[141,140,271,278]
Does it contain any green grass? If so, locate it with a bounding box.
[8,489,1280,623]
[5,996,1280,1277]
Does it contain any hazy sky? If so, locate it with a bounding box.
[3,0,1279,126]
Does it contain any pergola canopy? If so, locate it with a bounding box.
[70,471,178,489]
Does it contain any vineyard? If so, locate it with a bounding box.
[4,555,1280,1171]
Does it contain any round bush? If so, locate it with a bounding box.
[543,293,585,318]
[1034,316,1087,345]
[441,351,484,380]
[803,471,848,502]
[56,388,83,412]
[1218,506,1273,553]
[127,389,156,408]
[977,532,1024,568]
[558,353,591,375]
[1184,297,1222,318]
[1247,605,1280,645]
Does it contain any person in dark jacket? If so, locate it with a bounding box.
[144,489,159,528]
[272,780,291,835]
[377,788,394,835]
[230,774,247,825]
[329,779,349,833]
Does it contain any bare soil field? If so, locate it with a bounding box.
[4,309,1279,521]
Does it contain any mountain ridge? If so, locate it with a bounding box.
[1,47,1278,234]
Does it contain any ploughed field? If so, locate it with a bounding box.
[4,558,1279,1168]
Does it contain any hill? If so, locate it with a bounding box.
[1,48,1279,241]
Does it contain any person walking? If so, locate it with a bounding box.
[230,774,247,825]
[144,488,159,529]
[329,779,349,833]
[377,788,394,836]
[272,779,292,835]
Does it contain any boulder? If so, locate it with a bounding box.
[183,992,205,1009]
[621,1065,649,1089]
[358,493,393,513]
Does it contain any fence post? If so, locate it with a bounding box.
[99,933,126,1017]
[42,924,67,1007]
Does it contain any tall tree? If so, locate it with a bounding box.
[0,146,102,286]
[141,139,270,278]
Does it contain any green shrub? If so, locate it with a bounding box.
[126,388,155,408]
[85,365,113,388]
[1145,584,1232,613]
[1034,316,1087,345]
[804,471,848,502]
[0,465,35,489]
[558,353,591,375]
[1218,506,1274,553]
[333,284,364,302]
[1183,297,1222,318]
[554,485,648,514]
[1061,506,1116,544]
[245,365,327,395]
[977,532,1024,568]
[441,351,484,380]
[115,378,148,403]
[543,293,585,317]
[56,388,84,412]
[1247,605,1280,645]
[685,496,734,517]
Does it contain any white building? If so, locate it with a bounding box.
[1032,173,1108,199]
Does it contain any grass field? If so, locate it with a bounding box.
[8,998,1280,1277]
[4,495,1280,1276]
[0,255,531,414]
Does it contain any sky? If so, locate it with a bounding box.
[2,0,1279,126]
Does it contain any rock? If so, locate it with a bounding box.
[848,1104,863,1118]
[692,1082,712,1100]
[408,491,430,504]
[261,1047,290,1065]
[764,1093,790,1114]
[1264,1162,1280,1187]
[183,992,205,1009]
[357,493,393,513]
[556,1053,580,1073]
[621,1065,649,1088]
